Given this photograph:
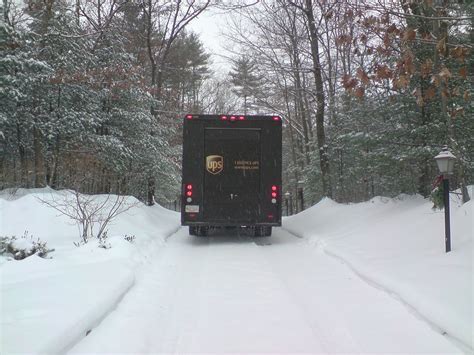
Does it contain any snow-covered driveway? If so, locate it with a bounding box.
[69,227,458,354]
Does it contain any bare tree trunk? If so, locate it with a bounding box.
[304,0,332,198]
[293,65,311,166]
[48,135,60,188]
[284,86,301,189]
[75,0,80,25]
[33,126,45,187]
[3,0,9,23]
[145,0,156,206]
[0,143,5,189]
[460,169,470,203]
[301,72,313,139]
[287,13,311,167]
[16,123,27,187]
[291,95,306,171]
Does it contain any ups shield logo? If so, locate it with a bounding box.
[206,155,223,175]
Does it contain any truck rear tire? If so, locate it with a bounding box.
[189,226,209,236]
[252,226,272,237]
[251,226,260,237]
[197,226,209,237]
[263,226,272,236]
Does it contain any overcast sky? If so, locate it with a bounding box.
[188,7,234,74]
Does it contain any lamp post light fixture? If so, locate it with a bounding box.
[434,146,456,253]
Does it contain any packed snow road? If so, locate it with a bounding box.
[69,227,458,353]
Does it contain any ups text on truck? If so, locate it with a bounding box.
[181,114,282,237]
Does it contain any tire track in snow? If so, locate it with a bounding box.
[262,228,462,353]
[64,226,184,353]
[280,227,470,353]
[69,227,325,353]
[69,227,460,354]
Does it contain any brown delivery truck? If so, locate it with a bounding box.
[181,114,282,237]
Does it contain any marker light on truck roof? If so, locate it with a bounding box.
[230,115,236,121]
[185,114,193,119]
[220,115,228,120]
[239,116,245,120]
[273,116,281,121]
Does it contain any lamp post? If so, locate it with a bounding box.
[434,146,456,253]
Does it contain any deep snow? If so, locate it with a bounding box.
[69,228,458,354]
[0,188,179,353]
[284,191,473,350]
[0,187,472,353]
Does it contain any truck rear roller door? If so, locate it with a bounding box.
[203,128,261,222]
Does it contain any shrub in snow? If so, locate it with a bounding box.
[98,230,111,249]
[73,240,86,248]
[0,231,53,260]
[38,189,137,244]
[124,234,136,243]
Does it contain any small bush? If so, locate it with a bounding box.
[73,240,86,247]
[98,230,111,249]
[38,189,138,245]
[124,234,136,243]
[0,231,54,260]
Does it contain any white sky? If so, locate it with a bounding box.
[188,7,234,74]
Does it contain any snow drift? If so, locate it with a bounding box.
[284,191,473,351]
[0,188,180,354]
[1,187,472,353]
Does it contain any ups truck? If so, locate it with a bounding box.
[181,114,282,237]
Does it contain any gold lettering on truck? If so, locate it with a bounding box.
[206,155,224,175]
[234,160,259,170]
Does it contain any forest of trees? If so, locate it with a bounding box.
[1,0,472,210]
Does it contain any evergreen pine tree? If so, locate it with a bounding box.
[229,56,264,114]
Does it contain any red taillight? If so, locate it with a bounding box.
[185,184,193,197]
[270,185,278,201]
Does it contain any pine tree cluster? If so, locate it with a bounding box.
[1,1,210,204]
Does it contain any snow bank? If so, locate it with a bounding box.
[284,192,473,351]
[0,188,179,354]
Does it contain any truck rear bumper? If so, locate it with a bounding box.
[182,221,281,227]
